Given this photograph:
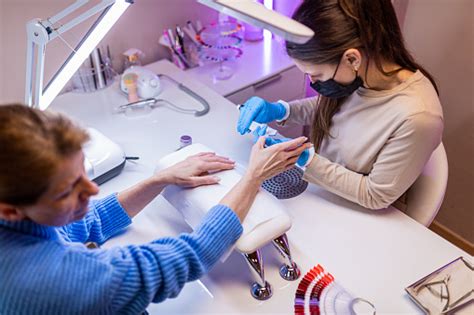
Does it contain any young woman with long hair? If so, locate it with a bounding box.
[237,0,443,210]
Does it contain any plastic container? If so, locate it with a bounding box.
[71,64,116,93]
[179,135,193,149]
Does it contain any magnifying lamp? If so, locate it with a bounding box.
[23,0,314,184]
[25,0,313,111]
[198,0,314,44]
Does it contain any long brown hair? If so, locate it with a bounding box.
[0,104,89,206]
[286,0,438,151]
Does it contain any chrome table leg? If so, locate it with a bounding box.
[272,233,301,281]
[242,250,272,300]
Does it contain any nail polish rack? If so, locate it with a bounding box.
[196,21,243,80]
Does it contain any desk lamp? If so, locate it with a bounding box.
[24,0,313,185]
[25,0,312,110]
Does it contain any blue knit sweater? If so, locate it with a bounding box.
[0,193,243,314]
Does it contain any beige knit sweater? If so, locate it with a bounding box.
[287,70,443,210]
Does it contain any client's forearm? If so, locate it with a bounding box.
[117,174,168,218]
[219,174,262,222]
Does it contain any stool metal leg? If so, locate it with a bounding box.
[272,233,301,281]
[242,250,272,300]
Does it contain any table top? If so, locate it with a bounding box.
[186,36,295,97]
[50,60,470,314]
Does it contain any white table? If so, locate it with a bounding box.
[50,60,470,314]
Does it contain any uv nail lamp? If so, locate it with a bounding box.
[83,128,126,185]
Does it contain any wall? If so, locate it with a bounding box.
[0,0,217,103]
[273,0,301,17]
[402,0,473,243]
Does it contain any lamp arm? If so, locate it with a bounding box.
[46,0,90,26]
[25,19,48,107]
[24,0,129,108]
[43,4,112,97]
[46,0,116,41]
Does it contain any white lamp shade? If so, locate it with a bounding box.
[198,0,314,44]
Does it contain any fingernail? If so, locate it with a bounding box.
[213,176,221,182]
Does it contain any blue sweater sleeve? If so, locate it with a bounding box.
[63,193,132,244]
[88,204,243,314]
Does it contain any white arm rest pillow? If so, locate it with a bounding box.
[155,143,292,254]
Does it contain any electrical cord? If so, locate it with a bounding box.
[114,74,210,116]
[158,74,210,116]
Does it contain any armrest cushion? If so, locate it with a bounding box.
[156,143,292,254]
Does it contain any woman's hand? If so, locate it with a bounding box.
[157,152,235,188]
[219,136,312,222]
[119,153,234,218]
[237,96,287,135]
[244,136,313,184]
[252,125,313,167]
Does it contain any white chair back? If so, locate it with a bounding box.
[405,143,448,226]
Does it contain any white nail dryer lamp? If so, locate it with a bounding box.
[155,143,292,256]
[83,128,126,185]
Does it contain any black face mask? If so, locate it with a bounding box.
[310,59,363,99]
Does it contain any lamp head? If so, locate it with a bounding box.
[198,0,314,44]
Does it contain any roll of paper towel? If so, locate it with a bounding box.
[155,143,292,254]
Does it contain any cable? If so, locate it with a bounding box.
[152,99,197,114]
[158,74,210,116]
[115,74,210,116]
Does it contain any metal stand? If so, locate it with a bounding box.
[243,250,272,300]
[272,233,301,281]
